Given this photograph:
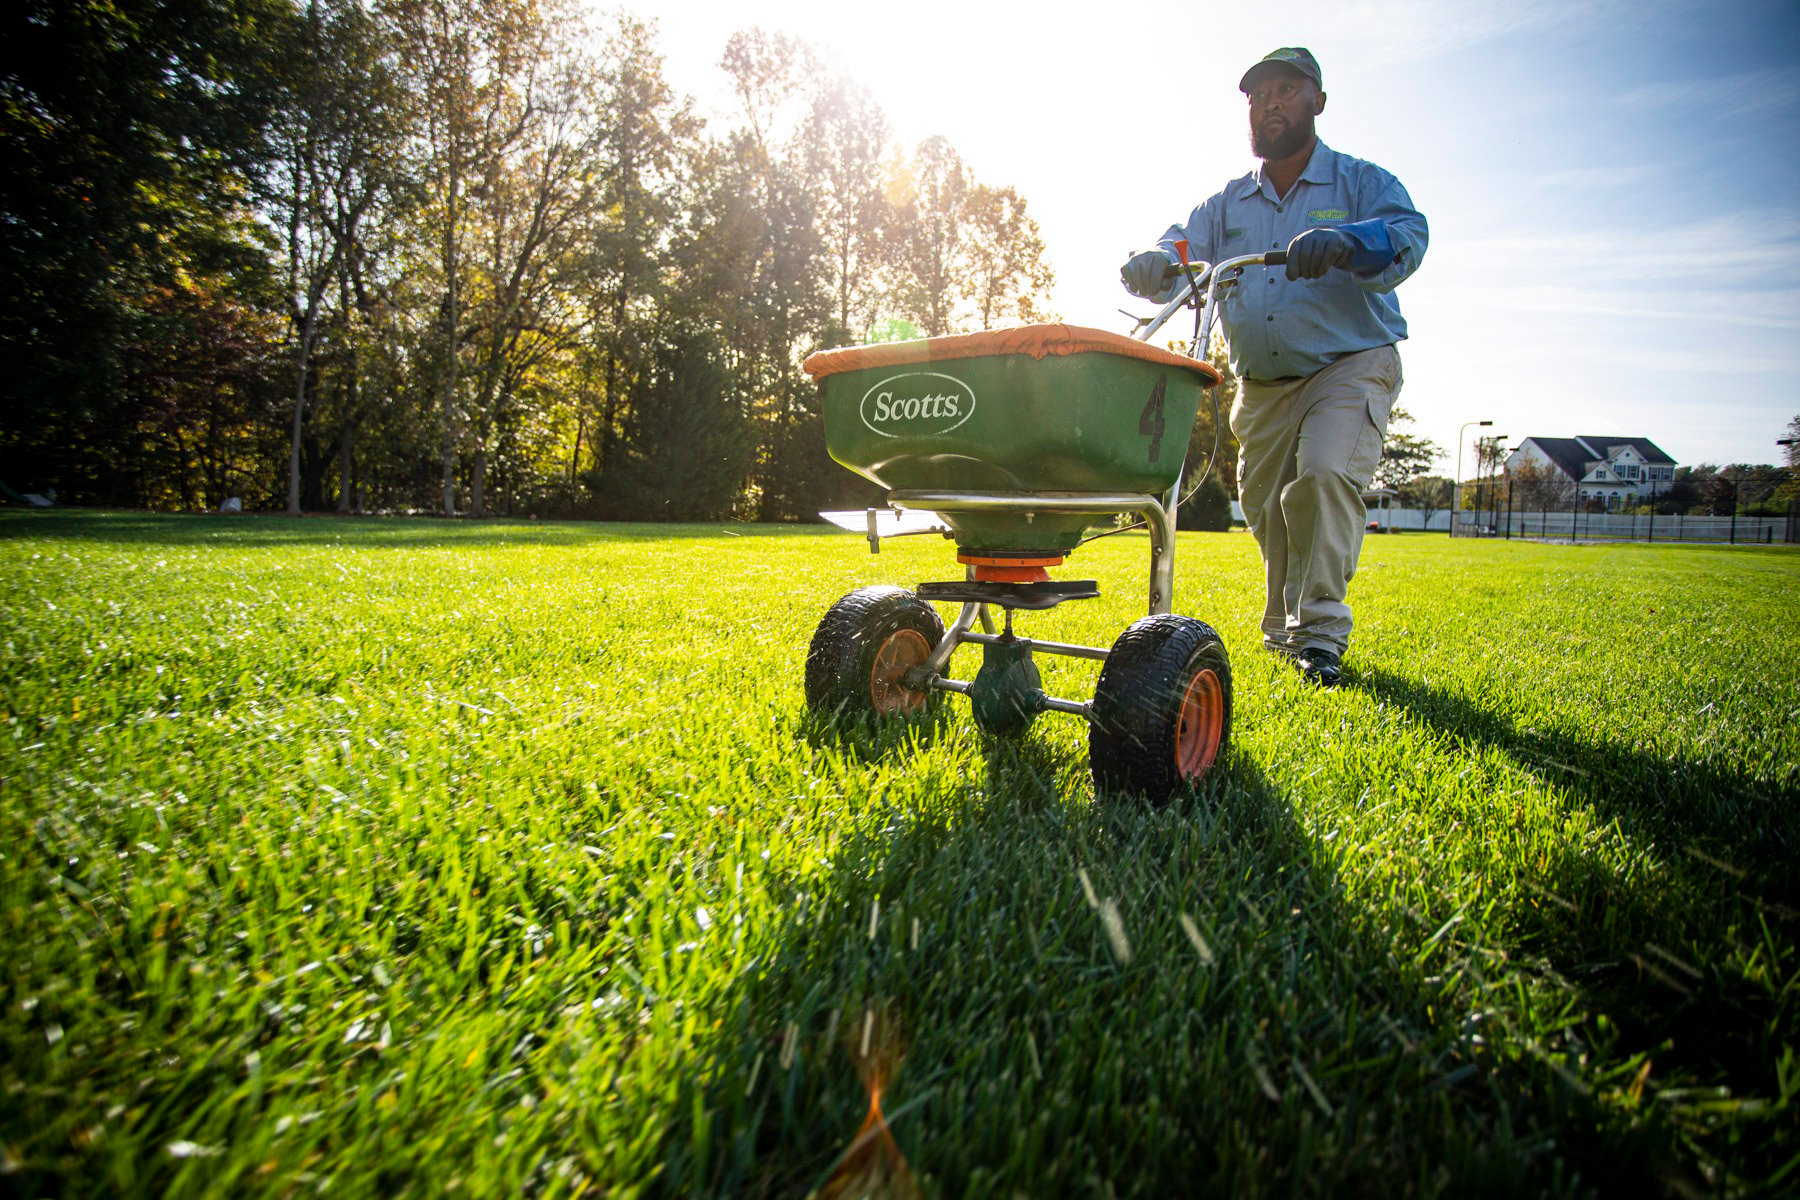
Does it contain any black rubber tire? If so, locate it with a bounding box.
[805,586,947,721]
[1089,614,1232,801]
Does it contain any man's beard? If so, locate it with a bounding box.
[1251,113,1313,160]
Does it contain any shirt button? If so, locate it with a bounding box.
[1267,315,1274,321]
[1277,206,1284,212]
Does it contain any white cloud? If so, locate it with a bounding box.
[1621,66,1800,118]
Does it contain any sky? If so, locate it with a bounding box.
[604,0,1800,475]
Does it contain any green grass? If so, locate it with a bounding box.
[1,511,1796,1198]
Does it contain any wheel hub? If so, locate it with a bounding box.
[869,629,932,715]
[1174,668,1225,778]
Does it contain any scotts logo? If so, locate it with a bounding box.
[858,372,977,438]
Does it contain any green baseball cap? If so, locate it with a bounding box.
[1239,47,1322,93]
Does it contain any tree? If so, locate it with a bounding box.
[582,15,698,485]
[1713,463,1793,515]
[895,136,972,338]
[1783,415,1799,469]
[117,275,283,509]
[594,331,754,520]
[262,0,408,514]
[802,76,891,343]
[962,183,1056,329]
[0,0,295,502]
[3,14,1077,520]
[458,12,612,517]
[1463,434,1508,508]
[1180,330,1239,506]
[1372,405,1441,490]
[1399,474,1453,529]
[1509,458,1575,511]
[707,28,837,521]
[390,0,552,515]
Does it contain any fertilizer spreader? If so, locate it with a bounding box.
[801,250,1287,799]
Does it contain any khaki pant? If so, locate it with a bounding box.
[1230,344,1402,657]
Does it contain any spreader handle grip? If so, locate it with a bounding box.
[1263,250,1287,267]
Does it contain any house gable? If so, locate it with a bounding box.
[1575,435,1675,466]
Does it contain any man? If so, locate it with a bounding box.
[1121,47,1427,687]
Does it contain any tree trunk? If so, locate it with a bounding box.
[173,427,198,511]
[601,350,618,476]
[287,304,320,515]
[440,128,460,517]
[337,424,354,513]
[471,444,486,517]
[441,445,456,515]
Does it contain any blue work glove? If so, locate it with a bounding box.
[1120,250,1177,298]
[1285,228,1355,280]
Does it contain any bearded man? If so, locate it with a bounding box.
[1121,47,1428,687]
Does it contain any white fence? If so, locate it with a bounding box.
[1370,508,1452,532]
[1454,511,1790,544]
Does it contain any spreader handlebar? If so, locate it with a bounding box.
[1131,250,1289,347]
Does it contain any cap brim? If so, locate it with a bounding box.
[1239,61,1317,93]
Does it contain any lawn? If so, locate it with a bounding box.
[1,511,1795,1197]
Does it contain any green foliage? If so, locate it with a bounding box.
[1397,473,1453,520]
[0,0,297,501]
[1,8,1056,521]
[1,513,1796,1195]
[1371,406,1441,492]
[1177,473,1234,531]
[590,333,754,521]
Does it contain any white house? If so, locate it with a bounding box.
[1505,436,1677,509]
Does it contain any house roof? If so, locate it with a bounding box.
[1521,437,1593,481]
[1520,434,1677,481]
[1574,435,1675,465]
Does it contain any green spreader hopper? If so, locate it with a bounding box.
[808,324,1218,553]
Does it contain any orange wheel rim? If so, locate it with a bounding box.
[1174,668,1224,779]
[870,629,932,715]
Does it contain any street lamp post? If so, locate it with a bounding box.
[1454,420,1493,538]
[1488,443,1509,537]
[1505,466,1514,539]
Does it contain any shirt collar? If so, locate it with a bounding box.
[1243,140,1337,200]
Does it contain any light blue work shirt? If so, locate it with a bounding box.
[1150,140,1427,381]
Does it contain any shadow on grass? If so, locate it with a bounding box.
[1348,666,1798,895]
[1346,665,1797,1164]
[0,510,830,550]
[657,727,1689,1198]
[795,707,959,770]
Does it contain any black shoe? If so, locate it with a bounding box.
[1294,647,1342,687]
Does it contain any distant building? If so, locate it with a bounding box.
[1506,436,1677,509]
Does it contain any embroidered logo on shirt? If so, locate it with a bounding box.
[1222,227,1246,242]
[1308,208,1349,221]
